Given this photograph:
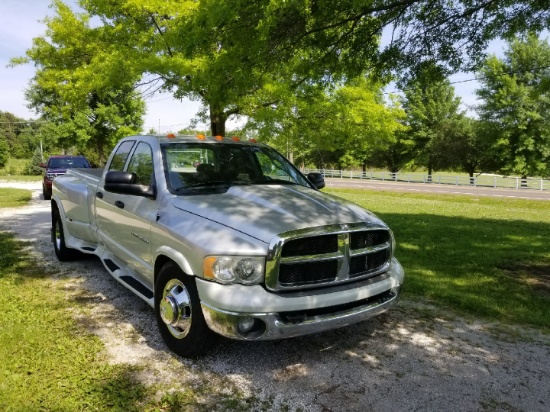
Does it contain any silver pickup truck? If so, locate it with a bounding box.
[51,134,404,357]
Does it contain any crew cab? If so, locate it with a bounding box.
[40,155,91,200]
[51,135,404,357]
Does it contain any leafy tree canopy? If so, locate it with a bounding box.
[400,62,464,175]
[18,0,548,139]
[0,111,46,162]
[246,76,406,169]
[250,0,550,80]
[476,34,550,178]
[12,1,145,163]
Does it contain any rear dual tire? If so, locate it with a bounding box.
[52,210,78,261]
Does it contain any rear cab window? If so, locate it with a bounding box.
[108,141,136,171]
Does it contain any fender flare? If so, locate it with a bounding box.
[154,246,195,280]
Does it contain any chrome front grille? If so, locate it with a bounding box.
[266,224,392,292]
[281,234,338,257]
[278,259,338,286]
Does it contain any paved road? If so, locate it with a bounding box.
[3,179,550,201]
[324,178,550,201]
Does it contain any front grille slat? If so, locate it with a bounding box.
[350,230,389,250]
[272,227,392,290]
[279,260,338,286]
[349,249,389,277]
[281,234,338,257]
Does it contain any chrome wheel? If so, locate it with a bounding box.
[52,209,77,261]
[54,218,62,252]
[160,279,192,339]
[155,262,216,357]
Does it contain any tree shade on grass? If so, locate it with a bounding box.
[332,188,550,329]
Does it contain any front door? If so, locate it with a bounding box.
[96,141,157,289]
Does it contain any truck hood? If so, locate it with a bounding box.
[171,184,386,243]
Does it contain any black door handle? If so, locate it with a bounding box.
[96,192,103,199]
[115,200,125,209]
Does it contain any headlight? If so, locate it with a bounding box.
[203,256,265,285]
[46,173,57,181]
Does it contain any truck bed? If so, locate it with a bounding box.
[69,167,105,179]
[68,168,105,180]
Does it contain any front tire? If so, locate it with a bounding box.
[155,262,215,358]
[52,210,78,261]
[43,184,51,200]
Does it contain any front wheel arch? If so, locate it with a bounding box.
[154,261,216,357]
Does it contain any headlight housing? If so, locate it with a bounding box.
[46,173,57,181]
[203,256,265,285]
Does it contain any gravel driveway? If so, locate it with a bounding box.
[2,182,550,411]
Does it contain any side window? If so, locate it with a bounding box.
[256,151,292,181]
[108,141,135,171]
[127,142,154,186]
[254,149,310,187]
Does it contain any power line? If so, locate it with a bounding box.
[386,63,550,94]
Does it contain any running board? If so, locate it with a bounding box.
[64,234,98,255]
[98,254,154,307]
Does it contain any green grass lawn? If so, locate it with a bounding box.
[0,189,33,208]
[0,232,151,410]
[0,175,42,182]
[0,158,31,175]
[330,188,550,330]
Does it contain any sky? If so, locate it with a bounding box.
[0,0,505,134]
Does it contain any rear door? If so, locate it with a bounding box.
[95,140,159,287]
[95,140,136,253]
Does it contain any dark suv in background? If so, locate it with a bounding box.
[40,155,91,200]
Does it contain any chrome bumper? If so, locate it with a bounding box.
[201,285,401,340]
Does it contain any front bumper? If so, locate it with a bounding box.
[198,258,404,340]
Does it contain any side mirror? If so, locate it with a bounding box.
[307,172,325,190]
[39,163,46,168]
[104,171,156,199]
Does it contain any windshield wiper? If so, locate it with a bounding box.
[254,178,298,185]
[176,180,250,190]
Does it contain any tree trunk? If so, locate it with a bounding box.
[96,139,105,165]
[209,107,227,137]
[521,175,528,187]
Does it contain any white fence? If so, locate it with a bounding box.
[304,169,550,191]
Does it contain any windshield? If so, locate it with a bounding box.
[48,157,89,169]
[161,143,312,192]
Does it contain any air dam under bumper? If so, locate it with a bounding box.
[201,285,401,340]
